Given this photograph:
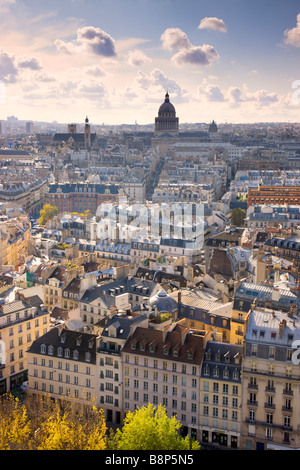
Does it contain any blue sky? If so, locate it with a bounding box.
[1,0,300,125]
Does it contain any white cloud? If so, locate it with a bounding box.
[78,26,116,56]
[198,17,227,33]
[18,56,43,70]
[284,13,300,47]
[198,83,225,102]
[55,25,117,57]
[128,49,151,67]
[161,28,190,51]
[173,44,219,66]
[0,50,18,83]
[160,27,219,67]
[84,65,105,77]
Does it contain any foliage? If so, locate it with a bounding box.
[0,395,31,450]
[38,204,59,225]
[230,207,246,226]
[110,404,200,451]
[0,394,107,450]
[0,396,200,451]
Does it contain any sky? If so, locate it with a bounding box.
[1,0,300,125]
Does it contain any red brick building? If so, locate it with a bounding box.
[46,183,119,214]
[247,185,300,207]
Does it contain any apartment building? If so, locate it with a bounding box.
[46,183,119,215]
[248,186,300,208]
[97,312,148,424]
[200,341,243,448]
[241,308,300,450]
[121,322,206,440]
[27,326,98,410]
[43,265,84,311]
[0,296,50,394]
[79,276,161,325]
[0,218,33,268]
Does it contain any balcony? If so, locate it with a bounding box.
[282,406,293,413]
[247,400,258,406]
[248,383,258,390]
[265,386,276,393]
[264,402,275,409]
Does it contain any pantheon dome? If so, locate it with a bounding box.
[154,92,179,137]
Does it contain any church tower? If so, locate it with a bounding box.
[84,116,91,149]
[154,92,179,137]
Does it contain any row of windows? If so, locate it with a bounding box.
[124,355,199,374]
[33,382,94,400]
[203,407,239,420]
[33,369,92,387]
[40,345,92,362]
[32,357,93,373]
[203,381,239,395]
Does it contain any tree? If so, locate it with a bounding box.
[0,394,107,450]
[0,395,32,450]
[38,204,59,225]
[110,404,200,450]
[27,397,107,450]
[230,207,246,226]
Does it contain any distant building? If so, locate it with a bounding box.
[52,117,97,150]
[209,120,218,133]
[154,92,179,137]
[46,183,120,215]
[248,186,300,207]
[26,122,34,134]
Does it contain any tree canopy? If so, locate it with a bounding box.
[0,396,200,451]
[110,403,200,451]
[38,204,59,225]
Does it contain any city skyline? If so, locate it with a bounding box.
[1,0,300,125]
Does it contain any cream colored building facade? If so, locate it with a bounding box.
[242,308,300,450]
[27,327,98,411]
[0,298,50,394]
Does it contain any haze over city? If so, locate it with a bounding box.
[1,0,300,125]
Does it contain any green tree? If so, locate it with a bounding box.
[111,404,200,450]
[230,207,246,226]
[38,204,59,225]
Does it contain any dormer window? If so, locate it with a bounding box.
[57,347,63,357]
[73,350,79,360]
[65,348,70,358]
[48,345,54,356]
[85,352,91,362]
[187,350,194,360]
[41,344,46,354]
[131,341,136,350]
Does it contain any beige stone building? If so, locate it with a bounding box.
[27,326,98,411]
[199,341,243,448]
[121,321,206,439]
[241,307,300,450]
[0,295,50,394]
